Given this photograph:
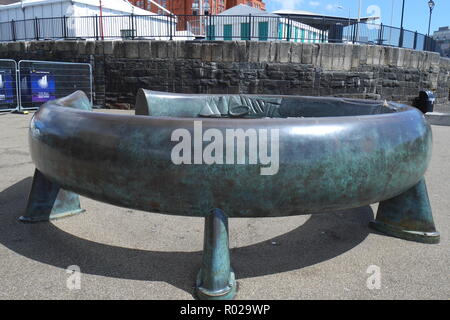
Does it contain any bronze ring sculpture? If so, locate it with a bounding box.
[22,90,440,300]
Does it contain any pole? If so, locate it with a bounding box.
[356,0,361,43]
[249,14,252,41]
[389,0,395,44]
[428,7,433,36]
[34,17,40,40]
[94,15,99,40]
[400,0,405,30]
[11,19,16,41]
[200,0,203,35]
[348,8,351,28]
[398,0,405,47]
[195,209,236,300]
[99,0,104,40]
[170,14,173,40]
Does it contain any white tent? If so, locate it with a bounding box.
[0,0,156,21]
[0,0,177,41]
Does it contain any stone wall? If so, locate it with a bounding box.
[1,40,449,110]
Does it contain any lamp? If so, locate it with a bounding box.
[428,0,435,36]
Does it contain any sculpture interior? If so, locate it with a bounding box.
[22,90,440,300]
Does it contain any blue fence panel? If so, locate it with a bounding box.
[0,59,18,112]
[18,60,92,111]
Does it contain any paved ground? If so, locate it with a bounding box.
[0,110,448,300]
[436,103,450,114]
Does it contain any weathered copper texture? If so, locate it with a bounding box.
[370,178,439,243]
[22,90,440,299]
[196,209,236,300]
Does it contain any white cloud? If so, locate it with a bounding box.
[325,3,338,11]
[309,1,320,7]
[271,0,305,10]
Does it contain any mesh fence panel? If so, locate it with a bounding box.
[18,60,92,110]
[0,60,18,112]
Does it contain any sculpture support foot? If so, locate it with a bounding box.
[195,208,236,300]
[19,169,84,223]
[370,178,440,244]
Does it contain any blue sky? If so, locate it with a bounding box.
[265,0,449,35]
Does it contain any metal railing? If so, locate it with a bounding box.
[345,22,437,52]
[0,14,439,53]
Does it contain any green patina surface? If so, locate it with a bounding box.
[23,90,440,300]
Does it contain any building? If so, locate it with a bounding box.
[128,1,267,15]
[433,27,450,57]
[129,0,169,14]
[128,1,229,35]
[273,9,380,44]
[209,4,324,42]
[128,0,227,15]
[226,0,265,11]
[0,0,176,41]
[433,26,450,40]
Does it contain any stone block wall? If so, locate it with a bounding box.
[0,40,449,110]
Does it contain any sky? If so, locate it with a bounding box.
[265,0,449,35]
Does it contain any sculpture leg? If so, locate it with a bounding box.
[19,169,84,223]
[195,208,236,300]
[370,178,440,244]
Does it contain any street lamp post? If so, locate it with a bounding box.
[389,0,395,45]
[427,0,435,36]
[399,0,405,47]
[400,0,405,30]
[355,0,361,43]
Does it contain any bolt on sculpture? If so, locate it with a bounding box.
[21,90,440,300]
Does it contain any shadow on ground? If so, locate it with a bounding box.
[0,178,374,297]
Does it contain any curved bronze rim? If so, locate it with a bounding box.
[28,91,432,218]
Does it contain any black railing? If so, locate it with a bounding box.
[0,14,439,53]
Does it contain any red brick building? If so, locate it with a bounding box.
[226,0,265,11]
[128,0,265,15]
[128,1,224,15]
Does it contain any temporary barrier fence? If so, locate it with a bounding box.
[17,60,93,112]
[0,59,19,112]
